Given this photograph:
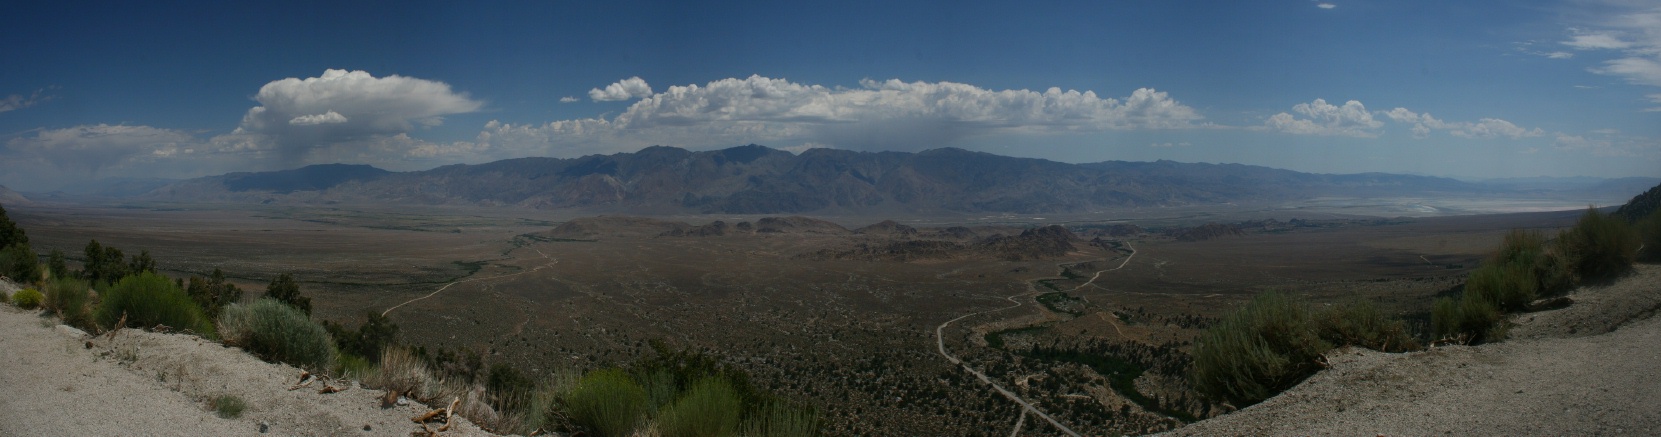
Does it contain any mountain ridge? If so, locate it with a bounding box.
[142,145,1546,214]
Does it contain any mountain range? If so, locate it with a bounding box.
[136,145,1648,215]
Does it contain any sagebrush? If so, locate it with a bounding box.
[218,298,336,371]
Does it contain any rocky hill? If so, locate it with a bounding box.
[143,145,1495,214]
[1615,181,1661,221]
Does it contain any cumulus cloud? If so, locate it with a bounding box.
[0,88,54,114]
[3,124,197,173]
[1265,99,1382,137]
[559,96,580,103]
[233,69,483,165]
[588,77,653,101]
[1560,7,1661,88]
[288,110,348,125]
[1382,107,1543,139]
[482,75,1202,155]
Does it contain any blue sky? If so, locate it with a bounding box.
[2,0,1658,191]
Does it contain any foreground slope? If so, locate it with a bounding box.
[0,296,492,436]
[1162,265,1661,436]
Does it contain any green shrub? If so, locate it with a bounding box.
[97,272,215,337]
[640,367,680,413]
[1431,294,1503,344]
[1638,209,1661,262]
[740,401,820,437]
[0,243,40,285]
[1192,291,1330,406]
[563,368,648,437]
[0,287,9,304]
[655,377,743,437]
[487,362,535,413]
[218,298,337,371]
[1314,300,1419,352]
[335,353,374,380]
[1464,261,1537,312]
[44,277,94,330]
[211,395,247,419]
[12,288,43,309]
[1556,207,1639,283]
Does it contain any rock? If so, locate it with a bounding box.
[1526,296,1574,312]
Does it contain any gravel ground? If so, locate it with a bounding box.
[0,289,496,436]
[1161,264,1661,436]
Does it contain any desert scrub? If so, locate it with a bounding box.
[564,368,649,437]
[211,394,247,419]
[1640,209,1661,262]
[97,272,215,337]
[44,277,94,330]
[740,401,821,437]
[218,298,337,371]
[11,288,42,310]
[655,377,743,437]
[1556,207,1638,283]
[1192,291,1330,406]
[1464,261,1538,312]
[1314,300,1419,352]
[1431,293,1503,344]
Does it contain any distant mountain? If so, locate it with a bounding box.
[146,145,1501,214]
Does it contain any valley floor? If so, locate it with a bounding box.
[1160,264,1661,436]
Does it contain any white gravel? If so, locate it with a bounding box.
[1161,264,1661,436]
[0,294,497,436]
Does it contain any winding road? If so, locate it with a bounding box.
[932,240,1137,437]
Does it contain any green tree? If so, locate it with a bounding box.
[47,249,67,280]
[0,243,40,284]
[187,268,242,319]
[264,273,311,315]
[128,250,156,275]
[0,203,26,250]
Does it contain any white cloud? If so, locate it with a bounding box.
[1548,51,1576,59]
[1564,31,1634,50]
[233,69,483,164]
[588,77,653,101]
[1150,142,1191,148]
[1317,3,1336,9]
[1380,107,1543,139]
[1560,7,1661,88]
[484,75,1202,155]
[1265,98,1382,137]
[3,124,197,173]
[559,96,580,103]
[0,88,54,113]
[288,110,348,125]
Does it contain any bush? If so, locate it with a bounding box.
[655,377,743,437]
[1556,207,1638,283]
[564,368,648,437]
[264,273,311,315]
[1464,261,1537,312]
[218,298,337,371]
[1638,209,1661,262]
[740,401,820,437]
[487,362,535,413]
[0,243,40,285]
[97,272,215,337]
[1192,291,1330,406]
[1431,294,1503,344]
[44,277,94,330]
[211,395,247,419]
[12,288,43,309]
[1314,300,1419,353]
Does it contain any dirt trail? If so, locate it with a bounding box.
[1160,264,1661,436]
[383,247,557,317]
[932,240,1138,437]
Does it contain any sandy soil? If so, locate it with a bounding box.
[0,291,495,436]
[1161,264,1661,436]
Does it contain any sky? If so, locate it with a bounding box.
[2,0,1660,191]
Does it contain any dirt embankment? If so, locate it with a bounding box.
[0,291,494,436]
[1160,264,1661,436]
